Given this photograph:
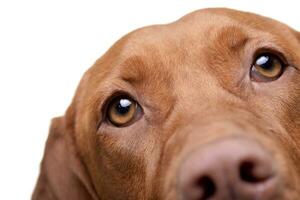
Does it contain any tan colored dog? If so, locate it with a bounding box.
[32,8,300,200]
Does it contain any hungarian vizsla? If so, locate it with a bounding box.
[32,8,300,200]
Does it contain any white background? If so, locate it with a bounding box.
[0,1,299,199]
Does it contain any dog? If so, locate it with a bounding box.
[32,8,300,199]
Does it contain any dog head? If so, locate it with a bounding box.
[33,8,300,200]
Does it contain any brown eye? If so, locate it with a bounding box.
[107,95,141,127]
[250,53,285,82]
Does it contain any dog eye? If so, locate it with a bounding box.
[250,53,285,82]
[106,95,141,127]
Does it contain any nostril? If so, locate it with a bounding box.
[180,139,279,200]
[196,176,216,200]
[239,160,271,183]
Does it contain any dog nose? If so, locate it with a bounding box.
[179,139,279,200]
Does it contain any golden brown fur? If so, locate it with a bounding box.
[33,8,300,199]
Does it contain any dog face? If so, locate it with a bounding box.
[34,8,300,200]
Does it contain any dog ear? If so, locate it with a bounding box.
[32,108,98,200]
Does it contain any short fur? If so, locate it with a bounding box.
[33,8,300,199]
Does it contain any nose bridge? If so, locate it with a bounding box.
[181,113,261,150]
[177,83,252,137]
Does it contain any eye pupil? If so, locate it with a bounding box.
[256,55,273,70]
[115,99,132,115]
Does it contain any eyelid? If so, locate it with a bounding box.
[252,48,289,67]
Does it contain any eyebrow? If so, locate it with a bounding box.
[119,56,148,86]
[229,37,249,51]
[215,26,250,52]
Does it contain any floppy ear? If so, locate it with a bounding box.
[32,111,98,200]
